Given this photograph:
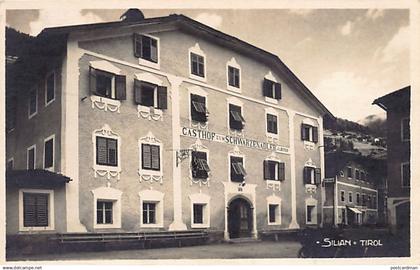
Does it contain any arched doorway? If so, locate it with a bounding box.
[228,197,253,239]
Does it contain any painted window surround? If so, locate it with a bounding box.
[137,33,161,70]
[228,146,245,183]
[91,186,122,229]
[264,152,283,191]
[264,71,279,104]
[135,72,165,121]
[139,189,164,228]
[19,189,55,232]
[89,60,122,113]
[302,118,317,150]
[189,193,211,228]
[188,43,207,82]
[45,70,56,107]
[226,96,244,136]
[267,195,282,225]
[188,85,209,129]
[226,57,241,93]
[92,124,122,180]
[265,107,279,141]
[189,139,210,186]
[138,131,163,184]
[43,134,55,172]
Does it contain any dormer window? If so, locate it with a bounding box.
[134,34,158,63]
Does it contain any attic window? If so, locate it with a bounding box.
[134,34,158,63]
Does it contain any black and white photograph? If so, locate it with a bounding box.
[2,1,418,265]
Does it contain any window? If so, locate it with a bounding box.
[340,190,345,202]
[28,88,37,118]
[44,135,54,170]
[356,193,360,205]
[141,144,160,171]
[401,118,410,142]
[89,67,126,100]
[142,202,157,224]
[266,114,278,135]
[23,192,49,227]
[27,145,36,170]
[355,169,360,180]
[190,53,205,77]
[262,78,281,99]
[360,171,366,181]
[228,66,240,88]
[191,151,210,179]
[402,162,410,187]
[134,80,167,109]
[96,201,113,224]
[373,195,377,208]
[190,94,208,123]
[268,204,278,223]
[7,158,14,170]
[229,104,245,130]
[263,160,285,181]
[230,156,246,182]
[96,137,118,167]
[45,72,55,105]
[193,204,204,224]
[347,167,352,178]
[367,195,372,208]
[303,166,321,185]
[362,194,366,206]
[134,34,158,63]
[348,192,353,203]
[306,205,316,223]
[301,124,318,143]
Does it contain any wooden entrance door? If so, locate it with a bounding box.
[228,197,252,239]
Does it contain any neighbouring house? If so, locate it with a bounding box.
[373,86,410,234]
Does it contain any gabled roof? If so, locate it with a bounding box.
[372,86,410,112]
[39,13,333,118]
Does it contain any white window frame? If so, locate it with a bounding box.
[28,87,38,119]
[305,197,318,225]
[401,117,410,142]
[401,162,410,188]
[19,189,55,232]
[45,71,56,107]
[226,57,241,93]
[7,157,14,170]
[92,186,122,229]
[188,43,206,82]
[43,134,55,171]
[348,191,353,203]
[92,124,122,179]
[136,33,161,70]
[340,190,346,203]
[267,195,282,225]
[264,71,279,104]
[188,86,209,127]
[228,147,246,183]
[139,189,164,228]
[265,107,279,139]
[226,97,244,134]
[27,144,36,170]
[189,193,210,228]
[138,132,163,182]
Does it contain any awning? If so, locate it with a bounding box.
[6,169,72,188]
[347,207,362,214]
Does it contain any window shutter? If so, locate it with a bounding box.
[89,67,97,95]
[134,79,143,104]
[133,33,141,58]
[142,144,152,169]
[278,162,285,181]
[151,145,160,170]
[301,124,306,140]
[262,78,271,97]
[275,82,282,99]
[157,86,168,109]
[96,137,108,165]
[151,39,158,63]
[107,139,118,166]
[115,75,126,100]
[313,126,319,143]
[315,168,321,185]
[36,194,49,226]
[263,160,269,180]
[23,193,36,227]
[303,167,310,184]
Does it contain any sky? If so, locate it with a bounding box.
[6,8,410,122]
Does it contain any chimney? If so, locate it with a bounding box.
[120,9,145,22]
